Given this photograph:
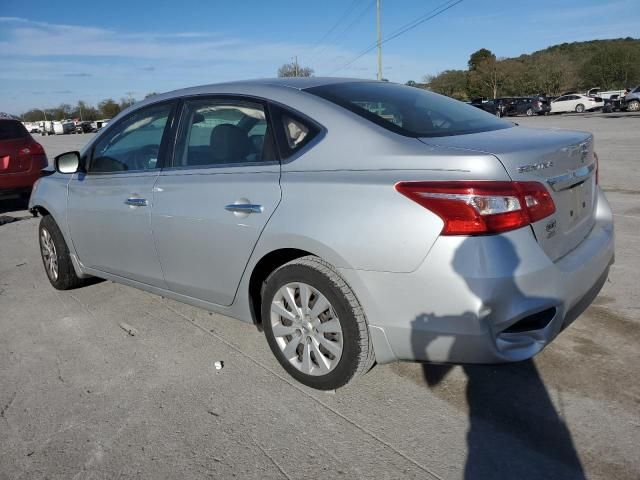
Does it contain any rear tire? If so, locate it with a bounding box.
[526,108,533,116]
[575,103,585,113]
[39,215,87,290]
[261,256,375,390]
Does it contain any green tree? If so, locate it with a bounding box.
[277,62,314,77]
[119,97,135,110]
[468,57,510,99]
[425,70,468,99]
[49,104,73,121]
[71,101,98,121]
[530,52,577,95]
[21,109,47,122]
[468,48,494,70]
[580,44,640,89]
[98,99,121,119]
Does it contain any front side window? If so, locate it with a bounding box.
[306,82,512,138]
[90,102,172,173]
[173,99,275,167]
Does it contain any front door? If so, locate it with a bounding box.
[151,97,282,306]
[67,101,175,287]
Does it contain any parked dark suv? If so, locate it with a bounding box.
[470,98,508,117]
[499,97,550,116]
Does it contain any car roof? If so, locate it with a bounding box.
[123,77,384,118]
[163,77,368,97]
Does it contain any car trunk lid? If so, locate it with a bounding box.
[0,137,33,174]
[419,126,597,261]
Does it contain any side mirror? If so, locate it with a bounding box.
[54,151,81,174]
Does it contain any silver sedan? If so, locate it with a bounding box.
[30,78,614,390]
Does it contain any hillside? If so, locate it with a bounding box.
[425,38,640,99]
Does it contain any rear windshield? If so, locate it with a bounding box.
[306,82,512,138]
[0,120,29,141]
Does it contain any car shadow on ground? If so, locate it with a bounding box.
[409,236,586,480]
[0,196,29,214]
[599,113,640,119]
[0,197,32,225]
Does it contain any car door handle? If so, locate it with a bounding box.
[224,203,263,214]
[125,197,148,207]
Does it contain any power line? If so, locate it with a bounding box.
[309,0,375,66]
[306,0,363,58]
[327,0,464,76]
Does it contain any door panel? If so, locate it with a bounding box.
[66,101,175,287]
[152,169,280,305]
[68,172,167,287]
[151,97,281,306]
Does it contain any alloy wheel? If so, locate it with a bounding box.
[40,228,58,281]
[270,282,343,376]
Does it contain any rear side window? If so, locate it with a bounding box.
[306,82,511,138]
[269,105,320,160]
[173,99,276,167]
[0,121,29,141]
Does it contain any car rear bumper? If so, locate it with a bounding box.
[339,188,615,365]
[0,159,47,193]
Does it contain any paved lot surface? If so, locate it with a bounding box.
[1,114,638,479]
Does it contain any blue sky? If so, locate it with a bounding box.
[1,0,638,113]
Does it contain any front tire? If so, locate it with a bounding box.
[575,103,585,113]
[627,100,640,112]
[526,108,533,116]
[39,215,86,290]
[261,256,375,390]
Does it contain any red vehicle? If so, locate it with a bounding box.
[0,118,48,199]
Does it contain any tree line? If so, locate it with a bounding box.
[20,94,158,123]
[19,38,640,121]
[419,38,640,100]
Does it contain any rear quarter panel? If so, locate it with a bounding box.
[255,137,511,273]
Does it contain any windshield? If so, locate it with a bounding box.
[306,82,512,138]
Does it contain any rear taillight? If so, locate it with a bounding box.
[395,181,556,235]
[18,141,45,157]
[594,152,599,185]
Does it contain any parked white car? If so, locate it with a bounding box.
[586,87,627,100]
[550,94,603,114]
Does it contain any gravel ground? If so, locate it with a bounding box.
[0,113,638,480]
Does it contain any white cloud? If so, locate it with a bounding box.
[0,17,429,112]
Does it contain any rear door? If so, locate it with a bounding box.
[67,101,176,287]
[151,97,281,306]
[420,127,598,261]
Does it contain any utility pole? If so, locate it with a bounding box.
[293,56,299,76]
[376,0,382,80]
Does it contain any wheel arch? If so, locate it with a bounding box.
[247,248,315,328]
[30,204,51,217]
